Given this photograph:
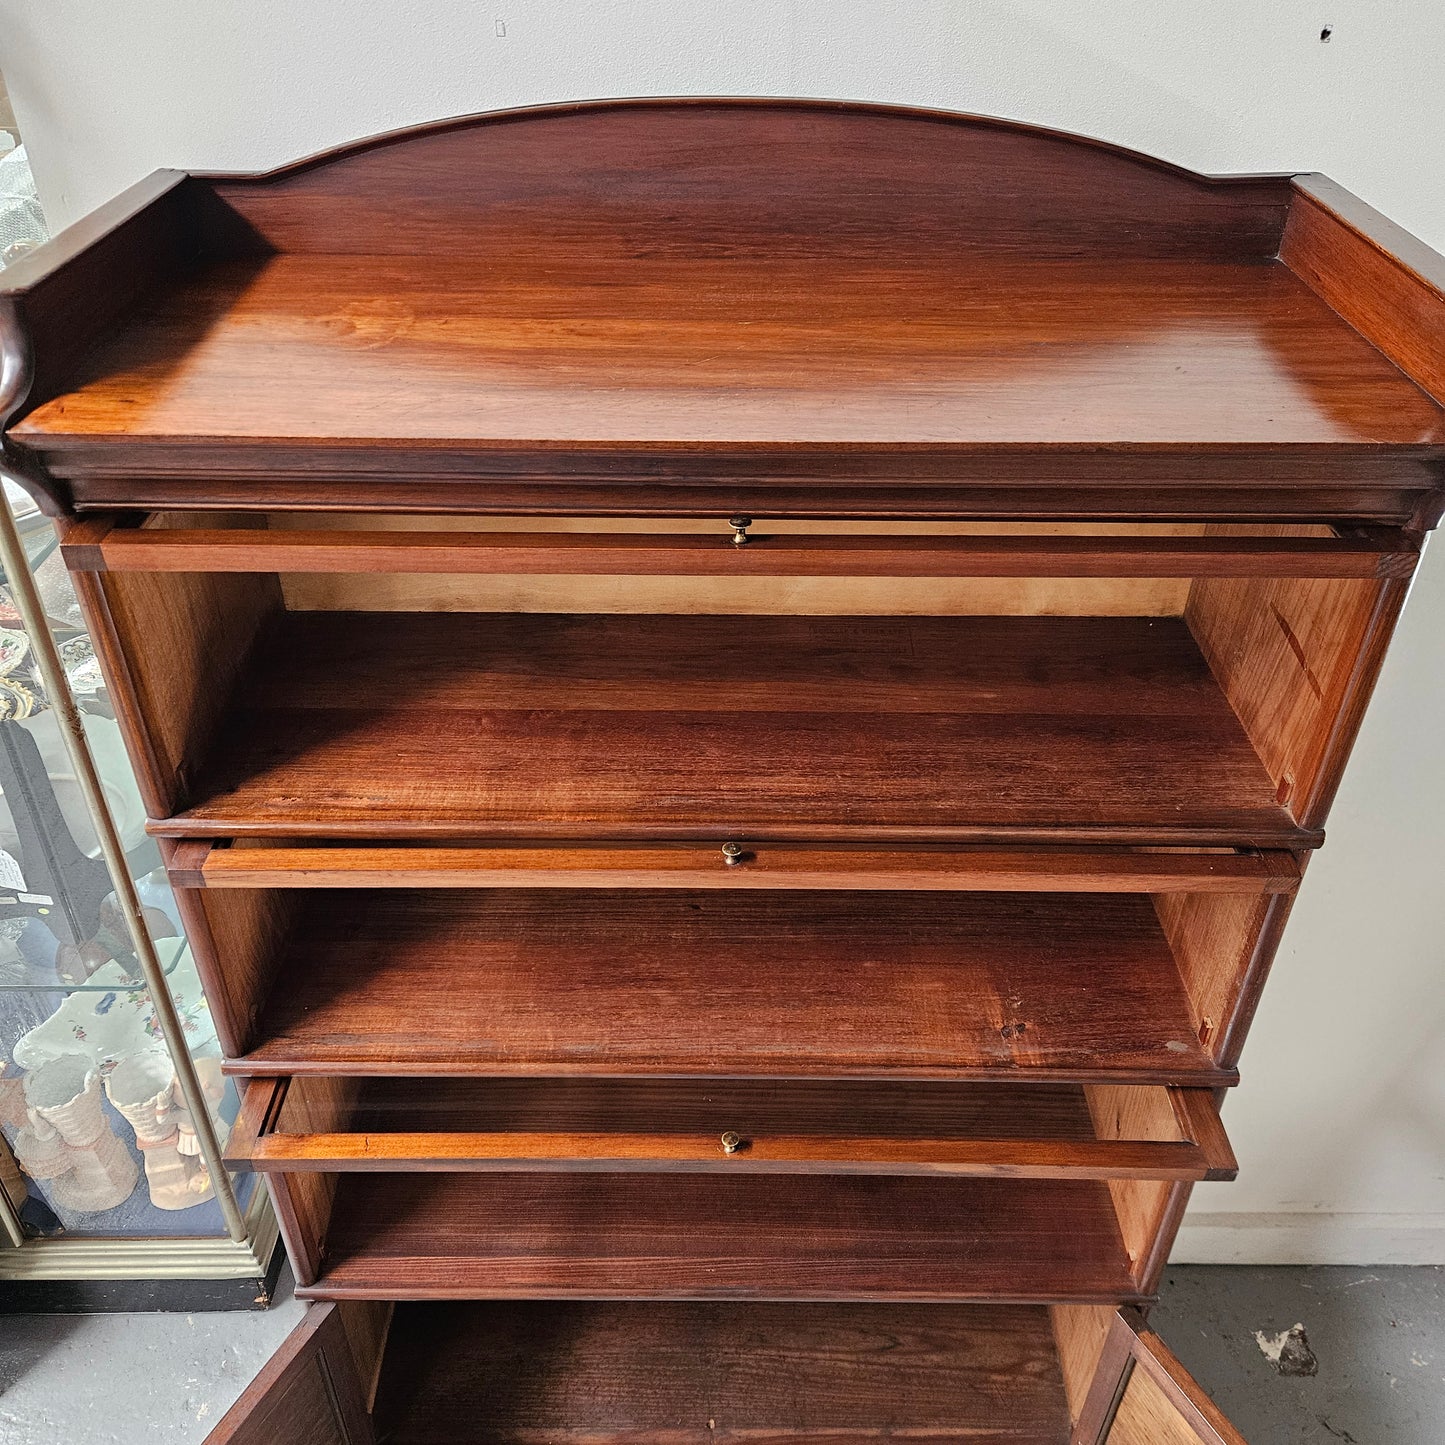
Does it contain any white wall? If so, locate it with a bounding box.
[2,1,1442,1263]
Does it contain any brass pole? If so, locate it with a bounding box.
[0,1133,26,1246]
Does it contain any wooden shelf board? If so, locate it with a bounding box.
[231,889,1226,1083]
[303,1172,1141,1302]
[373,1299,1073,1443]
[16,253,1445,460]
[167,612,1307,847]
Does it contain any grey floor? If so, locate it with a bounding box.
[0,1266,1440,1443]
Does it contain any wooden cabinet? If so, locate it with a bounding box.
[4,98,1442,1443]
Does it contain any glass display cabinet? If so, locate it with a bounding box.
[0,478,278,1310]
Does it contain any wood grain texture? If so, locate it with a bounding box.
[1087,1091,1181,1281]
[188,841,1301,894]
[1101,1318,1248,1445]
[159,612,1304,847]
[19,254,1445,470]
[88,562,281,817]
[202,99,1290,263]
[202,1303,373,1445]
[234,1077,1232,1183]
[1209,888,1300,1072]
[1153,888,1288,1063]
[262,515,1190,621]
[260,1077,360,1288]
[1052,1304,1117,1429]
[1107,1365,1206,1445]
[53,453,1445,526]
[1185,530,1411,830]
[168,855,296,1058]
[336,1300,393,1413]
[304,1171,1139,1302]
[1282,175,1445,415]
[230,889,1228,1084]
[0,169,193,517]
[372,1299,1072,1444]
[265,1169,331,1290]
[71,520,1419,578]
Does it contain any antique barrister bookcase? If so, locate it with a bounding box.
[3,100,1443,1443]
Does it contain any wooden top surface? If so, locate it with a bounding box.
[17,253,1445,457]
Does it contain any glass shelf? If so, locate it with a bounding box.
[0,933,190,992]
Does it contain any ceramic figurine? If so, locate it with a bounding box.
[13,1054,137,1213]
[104,1049,214,1208]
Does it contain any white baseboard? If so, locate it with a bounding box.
[1172,1212,1445,1266]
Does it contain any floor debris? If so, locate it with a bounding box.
[1255,1323,1320,1377]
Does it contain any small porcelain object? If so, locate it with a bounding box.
[14,1054,137,1213]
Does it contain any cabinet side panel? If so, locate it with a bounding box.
[266,1171,334,1288]
[1153,891,1271,1062]
[338,1301,393,1412]
[170,883,296,1059]
[1282,177,1445,413]
[1053,1303,1117,1425]
[1087,1089,1183,1287]
[1108,1364,1205,1445]
[1155,888,1297,1070]
[1185,547,1404,829]
[203,1303,373,1445]
[87,564,282,815]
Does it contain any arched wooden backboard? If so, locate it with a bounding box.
[198,98,1292,261]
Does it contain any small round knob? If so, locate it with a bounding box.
[720,1131,743,1155]
[729,516,752,546]
[721,842,744,866]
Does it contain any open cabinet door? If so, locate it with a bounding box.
[203,1303,375,1445]
[1076,1308,1248,1445]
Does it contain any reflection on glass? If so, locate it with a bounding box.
[0,484,249,1237]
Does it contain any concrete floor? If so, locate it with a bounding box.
[0,1266,1440,1443]
[1151,1266,1444,1445]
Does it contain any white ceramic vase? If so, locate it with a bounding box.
[14,1054,138,1213]
[105,1050,213,1209]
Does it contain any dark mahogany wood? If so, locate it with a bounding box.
[371,1300,1072,1444]
[302,1171,1141,1302]
[20,252,1445,448]
[201,1301,373,1445]
[0,169,193,515]
[198,99,1291,263]
[47,456,1445,526]
[156,612,1307,846]
[224,889,1229,1084]
[226,1077,1235,1183]
[1283,176,1445,417]
[18,102,1445,1445]
[14,252,1445,508]
[4,101,1445,520]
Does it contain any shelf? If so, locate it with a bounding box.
[16,253,1445,481]
[167,611,1303,846]
[231,889,1224,1083]
[304,1171,1140,1301]
[373,1300,1073,1443]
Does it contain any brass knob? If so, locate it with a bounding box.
[721,842,744,866]
[729,516,752,546]
[720,1131,743,1154]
